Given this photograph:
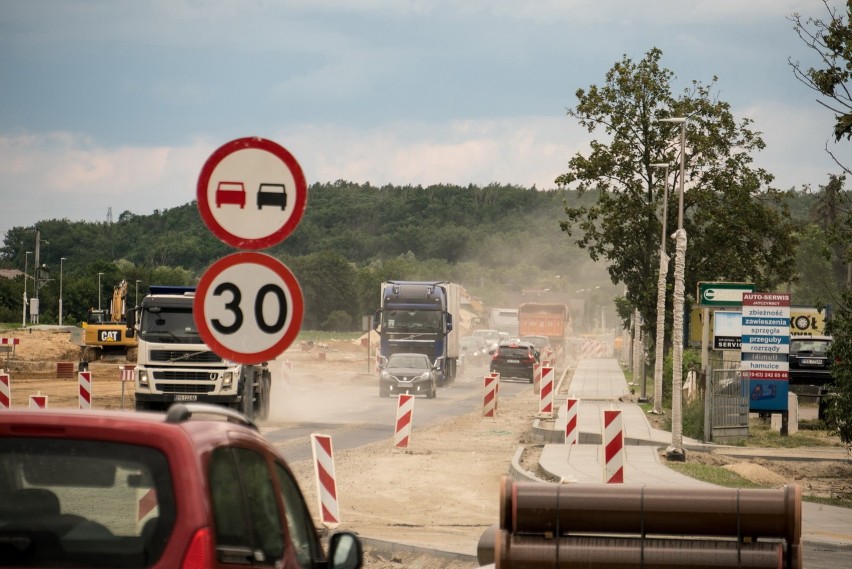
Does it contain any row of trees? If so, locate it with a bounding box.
[0,180,841,332]
[0,182,616,330]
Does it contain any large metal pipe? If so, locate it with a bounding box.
[502,478,801,545]
[493,531,784,569]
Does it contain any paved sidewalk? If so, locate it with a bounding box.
[536,358,852,551]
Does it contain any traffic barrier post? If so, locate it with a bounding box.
[0,337,19,369]
[136,488,158,533]
[539,366,554,416]
[533,363,541,394]
[29,392,48,409]
[564,398,579,447]
[0,372,10,409]
[79,370,92,409]
[483,375,498,418]
[603,409,624,484]
[311,433,341,528]
[394,393,415,448]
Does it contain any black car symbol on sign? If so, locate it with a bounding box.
[257,183,287,210]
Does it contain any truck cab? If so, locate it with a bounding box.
[127,286,271,419]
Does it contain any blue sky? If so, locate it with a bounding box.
[0,0,846,241]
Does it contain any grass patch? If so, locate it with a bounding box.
[666,463,767,489]
[295,330,363,344]
[737,417,843,448]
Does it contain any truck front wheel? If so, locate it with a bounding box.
[255,371,271,421]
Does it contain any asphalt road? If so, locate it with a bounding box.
[260,359,529,463]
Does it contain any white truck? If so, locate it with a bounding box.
[126,285,271,420]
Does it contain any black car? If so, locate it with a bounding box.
[379,352,439,398]
[490,341,540,383]
[788,335,834,388]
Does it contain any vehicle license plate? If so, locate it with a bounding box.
[800,358,823,366]
[174,394,198,402]
[507,359,520,364]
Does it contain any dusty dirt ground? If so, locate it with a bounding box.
[2,328,851,568]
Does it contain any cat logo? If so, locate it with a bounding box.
[98,330,120,342]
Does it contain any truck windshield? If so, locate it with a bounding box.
[384,310,442,333]
[139,307,202,344]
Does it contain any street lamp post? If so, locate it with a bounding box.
[649,163,672,411]
[59,257,67,326]
[659,117,688,461]
[135,279,141,307]
[22,251,32,327]
[98,272,104,312]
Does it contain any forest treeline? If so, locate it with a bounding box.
[0,180,838,330]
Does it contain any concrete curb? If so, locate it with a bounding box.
[359,536,479,564]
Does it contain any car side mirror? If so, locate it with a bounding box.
[328,532,363,569]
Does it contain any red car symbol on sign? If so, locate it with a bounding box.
[215,181,246,209]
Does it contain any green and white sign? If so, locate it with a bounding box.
[697,282,755,307]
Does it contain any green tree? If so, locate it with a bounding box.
[556,48,797,346]
[792,224,841,306]
[789,0,852,173]
[288,251,358,331]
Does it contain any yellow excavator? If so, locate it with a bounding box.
[82,279,138,362]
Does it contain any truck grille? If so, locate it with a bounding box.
[155,383,216,394]
[152,371,214,382]
[150,350,222,363]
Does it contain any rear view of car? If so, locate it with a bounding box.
[490,342,538,383]
[788,336,834,387]
[0,404,362,569]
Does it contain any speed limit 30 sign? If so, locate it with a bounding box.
[194,252,304,365]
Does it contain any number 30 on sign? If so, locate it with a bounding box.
[194,252,304,365]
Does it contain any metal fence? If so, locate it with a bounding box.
[707,364,749,442]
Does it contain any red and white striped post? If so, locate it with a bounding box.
[78,370,92,409]
[311,433,340,528]
[564,398,579,446]
[539,366,554,416]
[29,393,48,409]
[394,393,415,448]
[603,409,625,484]
[0,372,10,410]
[533,363,542,394]
[136,488,158,532]
[483,374,498,418]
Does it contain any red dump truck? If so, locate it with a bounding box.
[517,303,571,363]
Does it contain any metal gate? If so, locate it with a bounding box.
[709,367,749,442]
